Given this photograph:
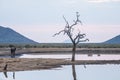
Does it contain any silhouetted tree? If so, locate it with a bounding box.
[54,12,88,61]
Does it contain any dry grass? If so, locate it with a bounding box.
[1,48,120,55]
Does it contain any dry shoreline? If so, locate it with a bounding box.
[0,58,120,72]
[1,48,120,56]
[0,48,120,72]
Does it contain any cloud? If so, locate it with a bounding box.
[88,0,120,3]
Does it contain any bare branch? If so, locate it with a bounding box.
[53,30,65,37]
[74,32,80,42]
[63,16,69,28]
[76,12,82,25]
[53,12,88,44]
[76,38,89,44]
[80,39,89,42]
[53,12,89,61]
[69,12,82,29]
[74,33,86,42]
[67,32,74,43]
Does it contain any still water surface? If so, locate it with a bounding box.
[20,54,120,60]
[0,64,120,80]
[1,54,120,60]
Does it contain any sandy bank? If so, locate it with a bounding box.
[0,58,120,72]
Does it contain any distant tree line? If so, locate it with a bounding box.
[0,43,120,48]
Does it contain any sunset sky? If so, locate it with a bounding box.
[0,0,120,43]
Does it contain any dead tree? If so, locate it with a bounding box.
[53,12,89,61]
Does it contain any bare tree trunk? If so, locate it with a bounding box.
[72,43,76,61]
[54,12,88,62]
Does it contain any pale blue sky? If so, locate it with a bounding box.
[0,0,120,43]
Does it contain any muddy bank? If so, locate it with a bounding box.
[0,58,64,72]
[0,58,120,72]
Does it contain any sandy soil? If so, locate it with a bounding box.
[1,58,120,72]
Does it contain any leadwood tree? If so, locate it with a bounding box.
[54,12,89,61]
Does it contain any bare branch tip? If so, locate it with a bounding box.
[86,39,89,41]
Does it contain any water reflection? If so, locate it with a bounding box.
[3,71,8,78]
[72,64,87,80]
[13,72,15,79]
[72,64,77,80]
[1,64,120,80]
[2,64,79,80]
[3,71,15,79]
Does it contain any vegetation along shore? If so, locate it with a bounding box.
[0,43,120,72]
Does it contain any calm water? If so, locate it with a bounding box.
[20,54,120,60]
[0,64,120,80]
[1,54,120,60]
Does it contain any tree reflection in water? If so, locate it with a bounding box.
[72,64,87,80]
[13,72,15,79]
[2,64,88,80]
[3,71,15,79]
[72,64,77,80]
[3,71,8,78]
